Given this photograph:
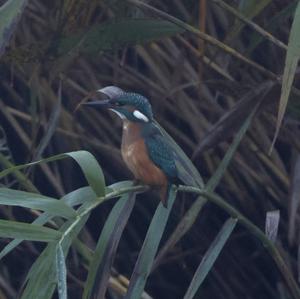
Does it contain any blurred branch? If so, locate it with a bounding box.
[75,180,300,299]
[0,100,65,195]
[126,0,279,80]
[5,106,121,158]
[177,36,235,81]
[211,0,288,50]
[178,185,300,299]
[198,0,207,83]
[0,153,38,193]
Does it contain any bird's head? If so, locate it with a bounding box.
[83,86,153,123]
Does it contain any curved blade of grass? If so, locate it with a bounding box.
[288,155,300,245]
[247,1,298,53]
[0,213,54,260]
[0,0,28,56]
[183,218,237,299]
[212,0,287,50]
[56,243,67,299]
[106,180,133,192]
[225,0,271,42]
[124,187,177,299]
[21,214,89,299]
[193,81,274,156]
[205,100,264,192]
[0,188,76,218]
[56,19,184,55]
[0,219,61,241]
[62,186,97,207]
[0,152,38,192]
[270,2,300,153]
[0,181,130,262]
[0,126,13,167]
[66,151,105,197]
[21,242,56,299]
[126,0,277,79]
[265,210,280,242]
[50,19,184,78]
[0,186,96,260]
[84,191,136,299]
[0,150,105,196]
[238,0,270,17]
[178,186,300,299]
[33,81,62,161]
[154,98,262,268]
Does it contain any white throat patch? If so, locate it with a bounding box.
[133,110,149,122]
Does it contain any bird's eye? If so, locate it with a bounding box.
[114,101,122,107]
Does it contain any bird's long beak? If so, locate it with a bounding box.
[82,99,112,109]
[76,86,124,112]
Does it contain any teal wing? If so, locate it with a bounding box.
[144,125,177,180]
[153,120,204,187]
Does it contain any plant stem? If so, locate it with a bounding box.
[126,0,278,80]
[0,153,38,193]
[57,185,147,243]
[53,182,300,299]
[211,0,287,50]
[177,185,300,299]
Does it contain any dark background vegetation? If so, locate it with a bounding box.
[0,0,300,298]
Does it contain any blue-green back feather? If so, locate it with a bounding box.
[142,124,177,180]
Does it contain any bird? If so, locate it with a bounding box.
[82,86,198,207]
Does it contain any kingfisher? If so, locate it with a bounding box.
[83,86,195,207]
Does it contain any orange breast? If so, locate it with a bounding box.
[121,121,167,188]
[122,139,167,187]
